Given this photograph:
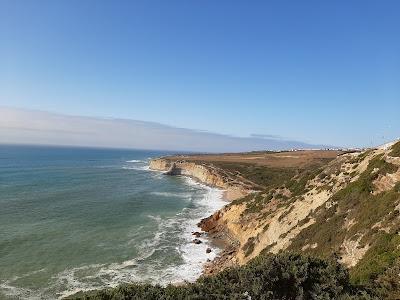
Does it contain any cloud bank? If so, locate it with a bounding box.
[0,107,327,152]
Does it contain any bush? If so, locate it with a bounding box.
[389,141,400,157]
[68,253,374,300]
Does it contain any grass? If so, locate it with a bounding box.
[204,161,301,215]
[211,161,297,190]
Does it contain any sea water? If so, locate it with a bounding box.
[0,145,226,299]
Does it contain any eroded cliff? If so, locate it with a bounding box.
[199,141,400,283]
[149,158,251,201]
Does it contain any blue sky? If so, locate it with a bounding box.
[1,1,399,149]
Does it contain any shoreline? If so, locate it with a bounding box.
[148,157,250,277]
[59,162,229,299]
[178,176,228,280]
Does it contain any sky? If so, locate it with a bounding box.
[0,1,399,151]
[0,106,327,152]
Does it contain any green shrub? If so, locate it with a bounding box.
[243,236,256,257]
[372,258,400,299]
[286,167,322,197]
[68,253,373,300]
[351,234,400,285]
[395,182,400,193]
[389,141,400,157]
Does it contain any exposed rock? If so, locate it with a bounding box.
[340,237,370,267]
[206,248,212,253]
[192,239,202,244]
[198,211,222,233]
[192,231,202,238]
[149,158,251,201]
[372,166,400,194]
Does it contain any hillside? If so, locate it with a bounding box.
[70,141,400,299]
[197,141,400,283]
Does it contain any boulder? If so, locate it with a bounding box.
[192,231,202,238]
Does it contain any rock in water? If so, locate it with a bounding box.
[192,231,202,238]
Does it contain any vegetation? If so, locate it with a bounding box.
[288,155,400,285]
[211,161,297,190]
[242,236,256,257]
[286,166,323,197]
[371,258,400,300]
[232,162,328,216]
[67,253,380,300]
[242,192,271,214]
[229,193,254,206]
[390,141,400,157]
[351,233,400,285]
[353,149,373,163]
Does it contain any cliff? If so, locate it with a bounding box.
[199,140,400,283]
[149,158,251,201]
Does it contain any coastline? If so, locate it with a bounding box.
[176,176,228,281]
[149,157,251,201]
[131,157,231,285]
[148,157,251,276]
[60,160,230,299]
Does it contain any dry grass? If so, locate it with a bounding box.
[167,150,343,168]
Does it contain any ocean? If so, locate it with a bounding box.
[0,145,226,299]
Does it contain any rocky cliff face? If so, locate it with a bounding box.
[149,158,250,201]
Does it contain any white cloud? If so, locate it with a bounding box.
[0,107,324,152]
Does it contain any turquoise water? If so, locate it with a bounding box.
[0,145,225,299]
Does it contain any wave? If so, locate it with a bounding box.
[122,165,150,171]
[0,269,47,300]
[150,191,192,199]
[147,180,226,282]
[0,166,227,300]
[125,160,143,163]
